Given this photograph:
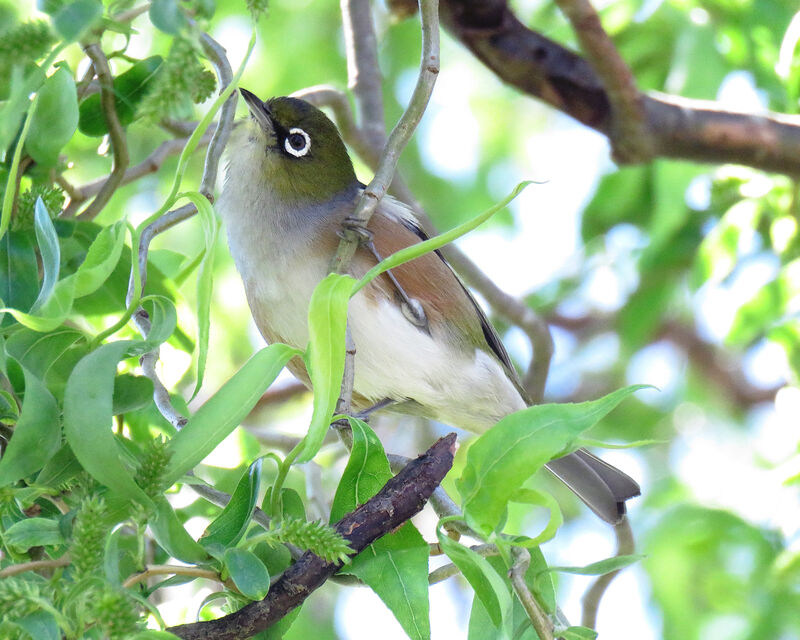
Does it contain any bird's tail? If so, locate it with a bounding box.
[545,449,640,524]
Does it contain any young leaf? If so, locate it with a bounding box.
[353,181,531,295]
[506,487,564,548]
[0,276,75,332]
[0,360,60,486]
[560,627,599,640]
[164,344,299,484]
[544,554,643,577]
[0,232,39,323]
[437,529,512,634]
[200,458,262,553]
[5,517,65,550]
[112,374,154,415]
[149,496,209,564]
[30,198,60,313]
[179,191,218,399]
[223,548,271,601]
[63,341,154,507]
[26,64,78,166]
[77,56,164,136]
[15,610,61,640]
[456,386,646,537]
[149,0,186,34]
[330,418,431,640]
[71,220,127,298]
[52,0,103,41]
[296,273,355,464]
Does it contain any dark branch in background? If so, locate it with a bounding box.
[581,517,634,628]
[64,127,216,215]
[168,434,456,640]
[340,0,387,151]
[552,0,652,163]
[77,44,130,220]
[438,0,800,176]
[549,313,781,408]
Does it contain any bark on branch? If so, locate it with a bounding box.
[168,433,457,640]
[439,0,800,175]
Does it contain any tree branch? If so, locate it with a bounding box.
[340,0,387,150]
[439,0,800,176]
[65,128,215,212]
[168,434,456,640]
[581,517,634,628]
[509,546,555,640]
[77,44,130,220]
[552,0,651,163]
[549,312,781,408]
[329,0,440,275]
[0,556,71,579]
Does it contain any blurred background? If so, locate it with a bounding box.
[9,0,800,637]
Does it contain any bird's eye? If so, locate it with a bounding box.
[284,128,311,157]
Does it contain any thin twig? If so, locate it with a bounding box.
[340,0,387,150]
[329,0,440,276]
[168,434,456,640]
[509,547,555,640]
[68,128,215,209]
[552,0,651,163]
[78,44,130,221]
[428,543,500,584]
[0,556,71,579]
[581,517,634,628]
[122,564,226,590]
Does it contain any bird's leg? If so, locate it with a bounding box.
[353,398,396,421]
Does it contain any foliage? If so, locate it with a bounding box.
[0,0,798,639]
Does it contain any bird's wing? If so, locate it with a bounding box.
[364,196,528,400]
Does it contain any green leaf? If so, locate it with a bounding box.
[35,443,82,488]
[560,627,599,640]
[0,232,39,325]
[164,344,299,485]
[505,487,563,548]
[331,418,430,640]
[72,220,127,298]
[149,0,186,34]
[112,374,154,414]
[224,548,271,601]
[129,632,182,640]
[63,341,153,507]
[30,198,60,313]
[180,191,218,399]
[544,554,643,577]
[149,496,209,564]
[354,181,531,294]
[26,64,78,166]
[5,517,65,549]
[437,529,512,633]
[0,361,60,486]
[0,276,75,332]
[78,56,164,136]
[297,273,355,464]
[15,610,61,640]
[201,458,262,552]
[728,259,800,346]
[52,0,102,41]
[456,386,646,537]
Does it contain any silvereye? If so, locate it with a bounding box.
[218,90,640,523]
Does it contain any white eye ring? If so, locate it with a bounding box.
[284,127,311,157]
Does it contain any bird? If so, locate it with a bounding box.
[217,89,640,524]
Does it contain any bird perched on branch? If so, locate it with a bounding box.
[218,89,640,523]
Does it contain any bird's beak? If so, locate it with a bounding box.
[239,87,273,133]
